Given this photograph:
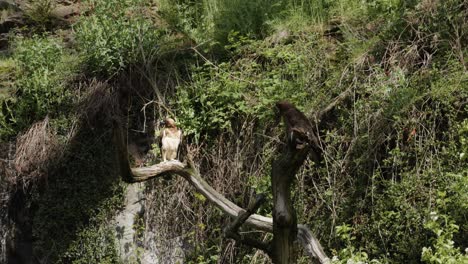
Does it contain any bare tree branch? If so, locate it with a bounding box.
[224,194,271,254]
[123,160,330,264]
[225,194,266,234]
[113,119,330,264]
[314,88,352,122]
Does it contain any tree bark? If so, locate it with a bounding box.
[271,146,311,263]
[224,194,271,254]
[127,160,330,263]
[113,119,331,263]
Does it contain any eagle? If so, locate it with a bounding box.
[160,118,182,162]
[275,100,319,150]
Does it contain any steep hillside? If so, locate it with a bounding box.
[0,0,466,263]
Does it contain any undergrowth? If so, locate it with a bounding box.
[0,36,79,140]
[0,0,466,263]
[75,0,163,76]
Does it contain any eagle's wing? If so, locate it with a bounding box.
[177,129,183,149]
[158,129,165,157]
[176,128,183,161]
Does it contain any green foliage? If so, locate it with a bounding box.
[25,0,56,28]
[75,0,162,76]
[1,0,467,263]
[421,201,468,263]
[0,36,78,139]
[206,0,285,44]
[185,224,222,264]
[287,0,329,22]
[176,62,250,140]
[159,0,286,48]
[174,8,467,260]
[247,173,273,216]
[0,57,16,99]
[343,67,468,262]
[367,172,434,262]
[176,33,332,141]
[188,250,220,264]
[456,120,468,161]
[64,223,120,264]
[332,224,383,264]
[14,36,62,73]
[0,58,17,136]
[131,214,146,262]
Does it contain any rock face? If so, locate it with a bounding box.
[114,183,145,262]
[0,14,24,34]
[0,1,82,36]
[142,232,186,264]
[114,182,186,264]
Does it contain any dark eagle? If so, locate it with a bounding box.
[276,100,319,150]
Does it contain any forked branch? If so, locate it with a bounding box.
[224,194,271,255]
[113,118,331,263]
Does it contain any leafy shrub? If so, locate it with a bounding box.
[422,206,468,263]
[0,36,78,139]
[64,222,120,264]
[14,36,62,73]
[176,33,334,141]
[25,0,56,28]
[332,224,383,264]
[75,0,162,76]
[176,62,250,140]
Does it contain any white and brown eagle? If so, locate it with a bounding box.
[160,118,182,162]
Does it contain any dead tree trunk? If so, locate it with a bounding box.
[271,146,310,263]
[272,100,323,263]
[113,89,352,263]
[114,119,330,263]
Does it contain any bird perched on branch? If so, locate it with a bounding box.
[275,100,319,150]
[160,118,182,162]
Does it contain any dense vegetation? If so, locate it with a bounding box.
[0,0,466,263]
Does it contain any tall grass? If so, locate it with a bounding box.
[288,0,329,22]
[159,0,334,47]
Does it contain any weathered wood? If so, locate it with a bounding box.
[224,194,271,254]
[268,93,351,262]
[297,224,330,262]
[125,160,330,264]
[129,160,274,231]
[271,146,310,263]
[113,120,330,264]
[225,194,266,234]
